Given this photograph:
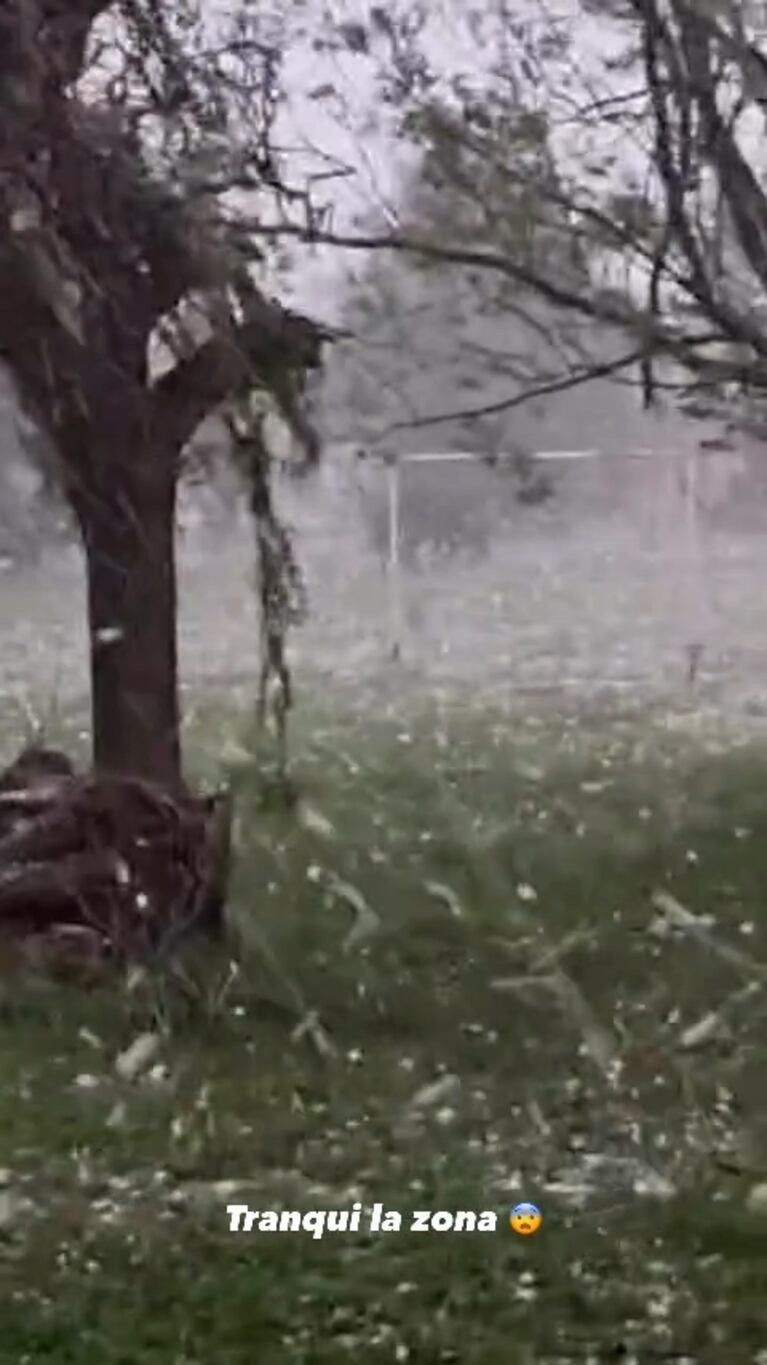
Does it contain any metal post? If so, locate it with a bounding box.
[385,454,403,661]
[683,446,705,686]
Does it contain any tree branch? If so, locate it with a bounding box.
[0,1,109,96]
[639,3,742,339]
[41,0,109,86]
[665,0,767,100]
[670,0,767,296]
[372,348,649,439]
[150,291,326,455]
[251,222,762,385]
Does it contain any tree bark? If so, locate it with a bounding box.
[74,440,182,787]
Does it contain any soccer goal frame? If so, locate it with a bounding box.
[353,446,709,671]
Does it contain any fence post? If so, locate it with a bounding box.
[683,445,706,686]
[385,453,403,660]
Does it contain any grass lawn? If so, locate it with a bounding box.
[0,692,766,1363]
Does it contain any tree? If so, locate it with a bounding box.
[321,107,659,456]
[0,1,325,787]
[271,1,767,442]
[318,46,720,570]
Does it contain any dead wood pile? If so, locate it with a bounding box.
[0,747,231,966]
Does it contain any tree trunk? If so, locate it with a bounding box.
[75,441,182,787]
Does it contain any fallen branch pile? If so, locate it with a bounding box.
[0,748,231,967]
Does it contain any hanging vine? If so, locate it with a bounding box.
[225,403,308,775]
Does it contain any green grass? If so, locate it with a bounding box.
[0,695,766,1362]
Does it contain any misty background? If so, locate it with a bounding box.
[3,0,767,734]
[4,305,767,734]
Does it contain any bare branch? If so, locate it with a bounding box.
[670,0,767,295]
[639,2,744,342]
[373,346,648,439]
[252,222,747,384]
